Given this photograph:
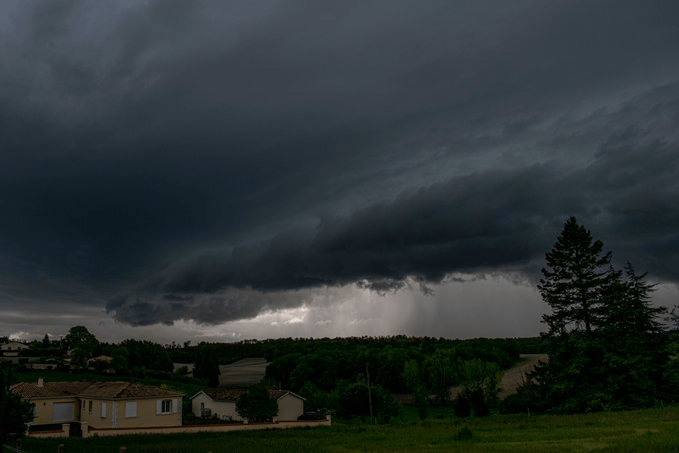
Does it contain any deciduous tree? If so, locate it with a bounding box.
[193,344,221,387]
[235,384,278,422]
[0,364,33,445]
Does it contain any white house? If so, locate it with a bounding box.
[190,388,305,422]
[1,341,30,357]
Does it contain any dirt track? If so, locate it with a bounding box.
[497,354,547,399]
[447,354,548,401]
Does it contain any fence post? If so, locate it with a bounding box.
[57,444,65,453]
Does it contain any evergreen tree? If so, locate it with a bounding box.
[599,263,668,408]
[538,217,615,334]
[41,334,50,350]
[524,217,670,413]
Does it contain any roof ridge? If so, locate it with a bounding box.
[117,381,134,398]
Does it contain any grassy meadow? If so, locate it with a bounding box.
[21,405,679,453]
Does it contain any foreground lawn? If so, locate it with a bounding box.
[22,406,679,453]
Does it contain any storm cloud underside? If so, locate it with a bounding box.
[1,0,679,334]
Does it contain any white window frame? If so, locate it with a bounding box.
[157,399,176,415]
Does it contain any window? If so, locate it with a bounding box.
[101,402,107,418]
[88,400,93,414]
[158,399,174,414]
[125,401,137,418]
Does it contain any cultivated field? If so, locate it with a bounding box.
[218,357,268,387]
[21,405,679,452]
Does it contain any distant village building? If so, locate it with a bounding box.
[1,340,30,357]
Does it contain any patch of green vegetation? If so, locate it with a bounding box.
[22,405,679,453]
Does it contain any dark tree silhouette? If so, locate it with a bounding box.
[0,364,33,445]
[519,217,671,413]
[538,217,616,334]
[235,385,278,422]
[193,344,221,387]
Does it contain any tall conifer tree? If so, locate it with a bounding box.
[538,217,615,335]
[522,217,671,413]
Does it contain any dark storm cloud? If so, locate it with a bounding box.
[107,128,679,325]
[1,0,679,328]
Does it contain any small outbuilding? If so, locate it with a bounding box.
[190,388,305,422]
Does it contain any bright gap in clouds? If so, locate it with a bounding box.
[137,275,548,343]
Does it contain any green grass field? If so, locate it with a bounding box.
[20,405,679,453]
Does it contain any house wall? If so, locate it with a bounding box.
[79,398,113,429]
[29,397,81,425]
[112,398,182,428]
[276,394,304,421]
[27,395,181,430]
[191,392,242,421]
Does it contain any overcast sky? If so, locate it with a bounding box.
[2,0,679,344]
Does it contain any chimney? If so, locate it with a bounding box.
[37,377,44,387]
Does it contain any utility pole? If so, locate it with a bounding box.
[366,363,374,424]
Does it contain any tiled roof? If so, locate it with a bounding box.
[10,381,183,399]
[10,381,92,398]
[80,381,183,398]
[201,388,300,402]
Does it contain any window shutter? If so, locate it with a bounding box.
[172,398,178,413]
[156,400,162,415]
[125,402,137,418]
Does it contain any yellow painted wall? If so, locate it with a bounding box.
[28,397,80,425]
[113,398,181,428]
[79,398,113,429]
[28,396,181,429]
